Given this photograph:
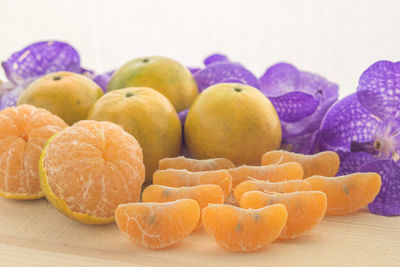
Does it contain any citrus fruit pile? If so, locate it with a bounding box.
[0,45,386,253]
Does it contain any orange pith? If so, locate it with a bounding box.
[227,162,304,188]
[115,199,200,249]
[305,172,381,215]
[234,179,312,203]
[159,156,235,172]
[240,191,327,240]
[152,169,232,198]
[40,120,145,223]
[0,104,67,199]
[261,150,340,178]
[202,204,288,252]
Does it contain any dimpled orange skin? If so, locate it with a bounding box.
[107,56,198,112]
[87,87,182,182]
[261,150,340,178]
[305,172,381,215]
[153,169,232,199]
[185,83,282,166]
[0,104,67,199]
[202,204,288,252]
[17,71,103,125]
[234,180,312,203]
[159,156,235,172]
[240,191,327,240]
[115,199,200,249]
[227,162,304,188]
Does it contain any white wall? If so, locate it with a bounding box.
[0,0,399,97]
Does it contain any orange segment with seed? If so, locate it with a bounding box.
[159,156,235,171]
[153,169,232,198]
[240,191,327,240]
[228,162,304,188]
[234,179,312,203]
[305,172,381,215]
[202,204,287,252]
[142,184,224,209]
[115,199,200,249]
[261,150,340,178]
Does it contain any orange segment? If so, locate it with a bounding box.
[228,162,304,188]
[0,104,67,199]
[153,169,232,198]
[305,172,381,215]
[234,180,312,203]
[142,184,224,229]
[202,204,287,252]
[115,199,200,249]
[159,156,235,171]
[240,191,327,240]
[40,120,145,224]
[261,150,340,178]
[142,184,224,208]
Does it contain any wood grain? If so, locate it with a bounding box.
[0,198,399,266]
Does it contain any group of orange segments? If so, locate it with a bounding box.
[118,150,381,252]
[0,104,382,253]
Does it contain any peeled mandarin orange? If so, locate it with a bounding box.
[153,169,232,198]
[261,150,340,178]
[202,204,287,252]
[233,179,312,203]
[227,162,304,188]
[305,172,381,215]
[39,120,145,224]
[240,191,327,240]
[0,104,67,199]
[185,83,281,166]
[115,199,200,249]
[159,156,235,172]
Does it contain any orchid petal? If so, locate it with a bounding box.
[359,159,400,216]
[336,151,376,176]
[93,70,114,93]
[203,53,229,66]
[1,41,81,84]
[357,61,400,120]
[319,93,380,151]
[269,91,319,123]
[193,61,260,92]
[259,62,299,96]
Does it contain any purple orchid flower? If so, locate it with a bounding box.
[260,63,339,154]
[0,41,88,110]
[0,41,111,110]
[319,60,400,216]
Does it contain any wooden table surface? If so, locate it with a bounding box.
[0,198,399,267]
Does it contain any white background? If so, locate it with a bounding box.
[0,0,399,97]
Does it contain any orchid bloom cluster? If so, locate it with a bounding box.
[319,61,400,216]
[0,41,111,110]
[181,54,339,154]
